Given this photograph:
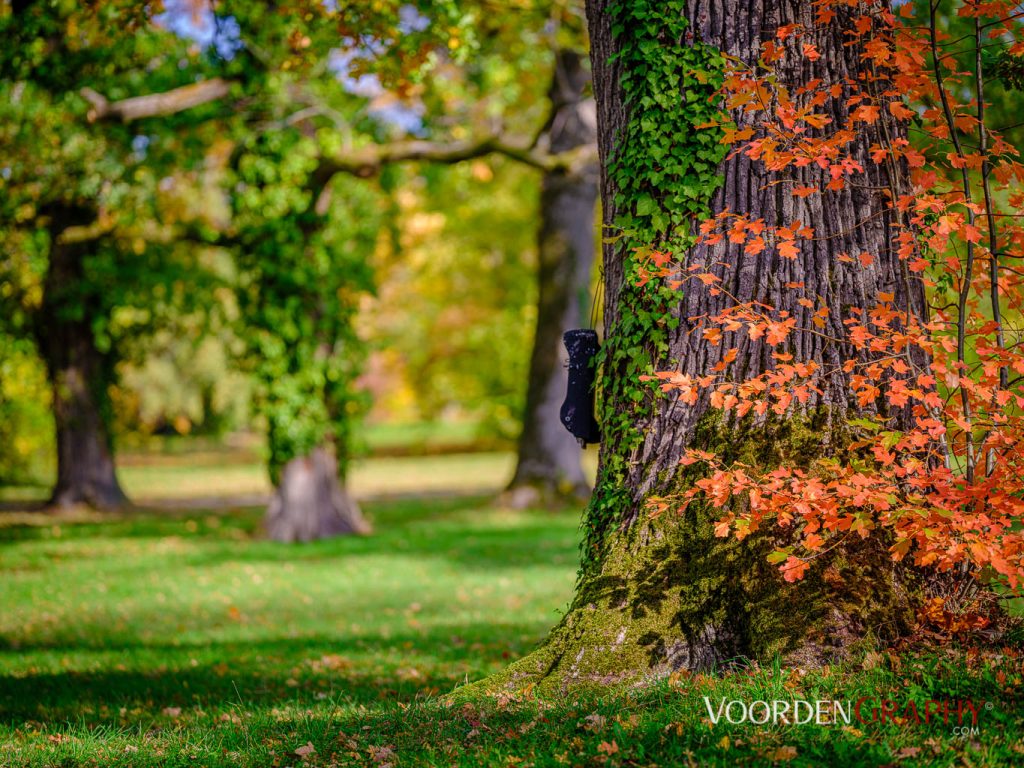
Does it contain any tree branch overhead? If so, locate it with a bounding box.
[80,78,232,122]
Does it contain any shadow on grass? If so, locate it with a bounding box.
[176,526,579,573]
[5,657,1021,767]
[343,654,1023,767]
[0,624,549,727]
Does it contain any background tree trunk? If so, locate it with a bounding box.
[36,214,126,510]
[490,0,926,691]
[506,48,600,508]
[265,446,370,543]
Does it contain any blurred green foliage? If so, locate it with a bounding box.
[358,0,572,441]
[368,160,538,440]
[0,334,53,485]
[231,129,382,482]
[114,329,251,439]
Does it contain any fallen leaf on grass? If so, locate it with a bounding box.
[294,742,316,757]
[769,746,797,762]
[597,740,619,755]
[668,669,691,688]
[318,654,351,670]
[896,747,921,759]
[862,651,886,670]
[368,745,396,766]
[616,714,640,730]
[162,707,181,717]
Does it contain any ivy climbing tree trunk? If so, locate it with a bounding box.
[265,445,369,543]
[240,178,378,544]
[486,0,927,691]
[35,214,127,510]
[506,48,599,508]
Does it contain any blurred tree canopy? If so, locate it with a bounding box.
[0,0,592,521]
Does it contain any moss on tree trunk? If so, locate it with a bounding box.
[473,415,919,695]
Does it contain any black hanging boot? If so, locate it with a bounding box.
[560,329,601,446]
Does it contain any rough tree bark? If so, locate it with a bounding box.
[265,445,370,542]
[486,0,927,691]
[506,48,600,508]
[35,211,127,510]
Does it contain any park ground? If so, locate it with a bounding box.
[1,445,1023,767]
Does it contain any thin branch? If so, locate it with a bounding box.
[931,0,976,483]
[976,17,1007,476]
[56,218,116,245]
[81,78,232,122]
[81,77,597,179]
[316,134,596,182]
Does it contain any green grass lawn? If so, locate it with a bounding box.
[1,482,1022,766]
[0,449,519,505]
[0,447,600,506]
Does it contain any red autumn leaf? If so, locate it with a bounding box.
[780,556,810,582]
[852,104,881,124]
[888,101,915,120]
[745,236,766,255]
[778,240,800,259]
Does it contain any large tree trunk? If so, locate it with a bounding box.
[506,48,600,508]
[489,0,926,691]
[36,215,127,510]
[265,446,370,542]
